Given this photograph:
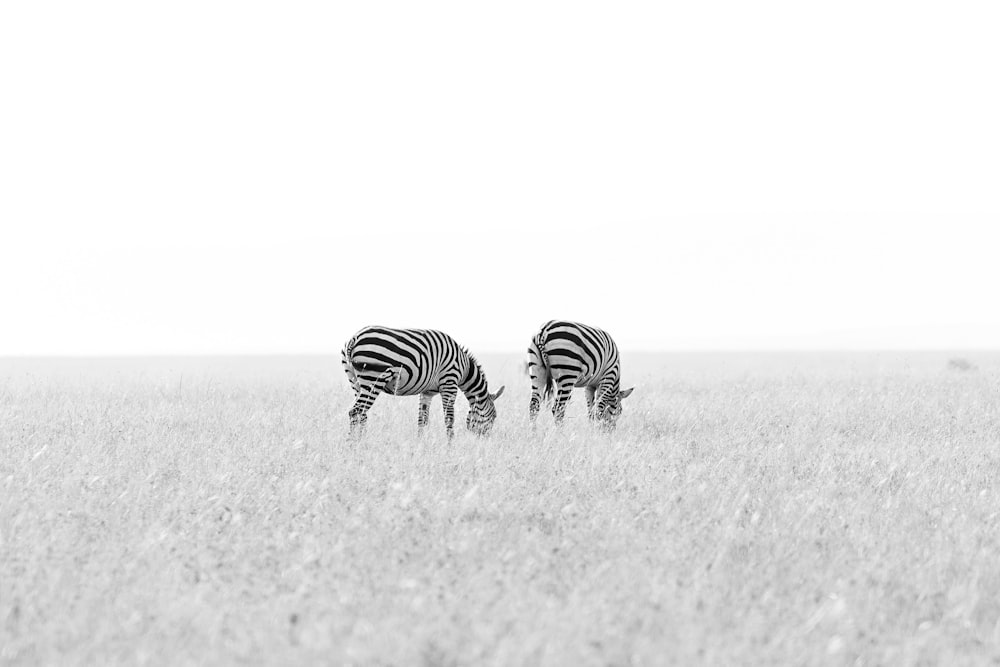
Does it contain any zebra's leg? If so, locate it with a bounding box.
[417,391,435,429]
[439,381,459,439]
[551,378,576,424]
[529,385,544,422]
[585,386,597,420]
[348,369,394,435]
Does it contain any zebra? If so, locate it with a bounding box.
[342,325,505,438]
[527,320,634,428]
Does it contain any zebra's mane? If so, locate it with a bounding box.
[461,347,490,398]
[462,347,482,373]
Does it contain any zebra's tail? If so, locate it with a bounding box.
[529,330,554,402]
[341,334,356,367]
[341,334,360,393]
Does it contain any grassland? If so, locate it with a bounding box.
[2,352,1000,665]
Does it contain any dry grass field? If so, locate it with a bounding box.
[3,352,1000,665]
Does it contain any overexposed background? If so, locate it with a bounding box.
[1,1,998,355]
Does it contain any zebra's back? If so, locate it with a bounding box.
[535,320,620,386]
[342,325,461,396]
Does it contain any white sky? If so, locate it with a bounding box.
[1,1,998,354]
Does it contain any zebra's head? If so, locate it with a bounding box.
[467,385,505,435]
[597,387,635,428]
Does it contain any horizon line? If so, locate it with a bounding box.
[2,348,998,360]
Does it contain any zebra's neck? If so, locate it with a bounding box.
[459,351,490,402]
[603,367,622,392]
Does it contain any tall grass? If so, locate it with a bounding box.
[2,353,999,665]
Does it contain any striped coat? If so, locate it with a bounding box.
[527,320,634,428]
[342,325,504,437]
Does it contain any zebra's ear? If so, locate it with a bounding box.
[619,387,634,400]
[491,385,506,401]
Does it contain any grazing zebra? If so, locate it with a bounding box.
[342,325,505,438]
[527,320,634,428]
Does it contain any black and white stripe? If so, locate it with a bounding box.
[342,325,504,437]
[527,320,634,427]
